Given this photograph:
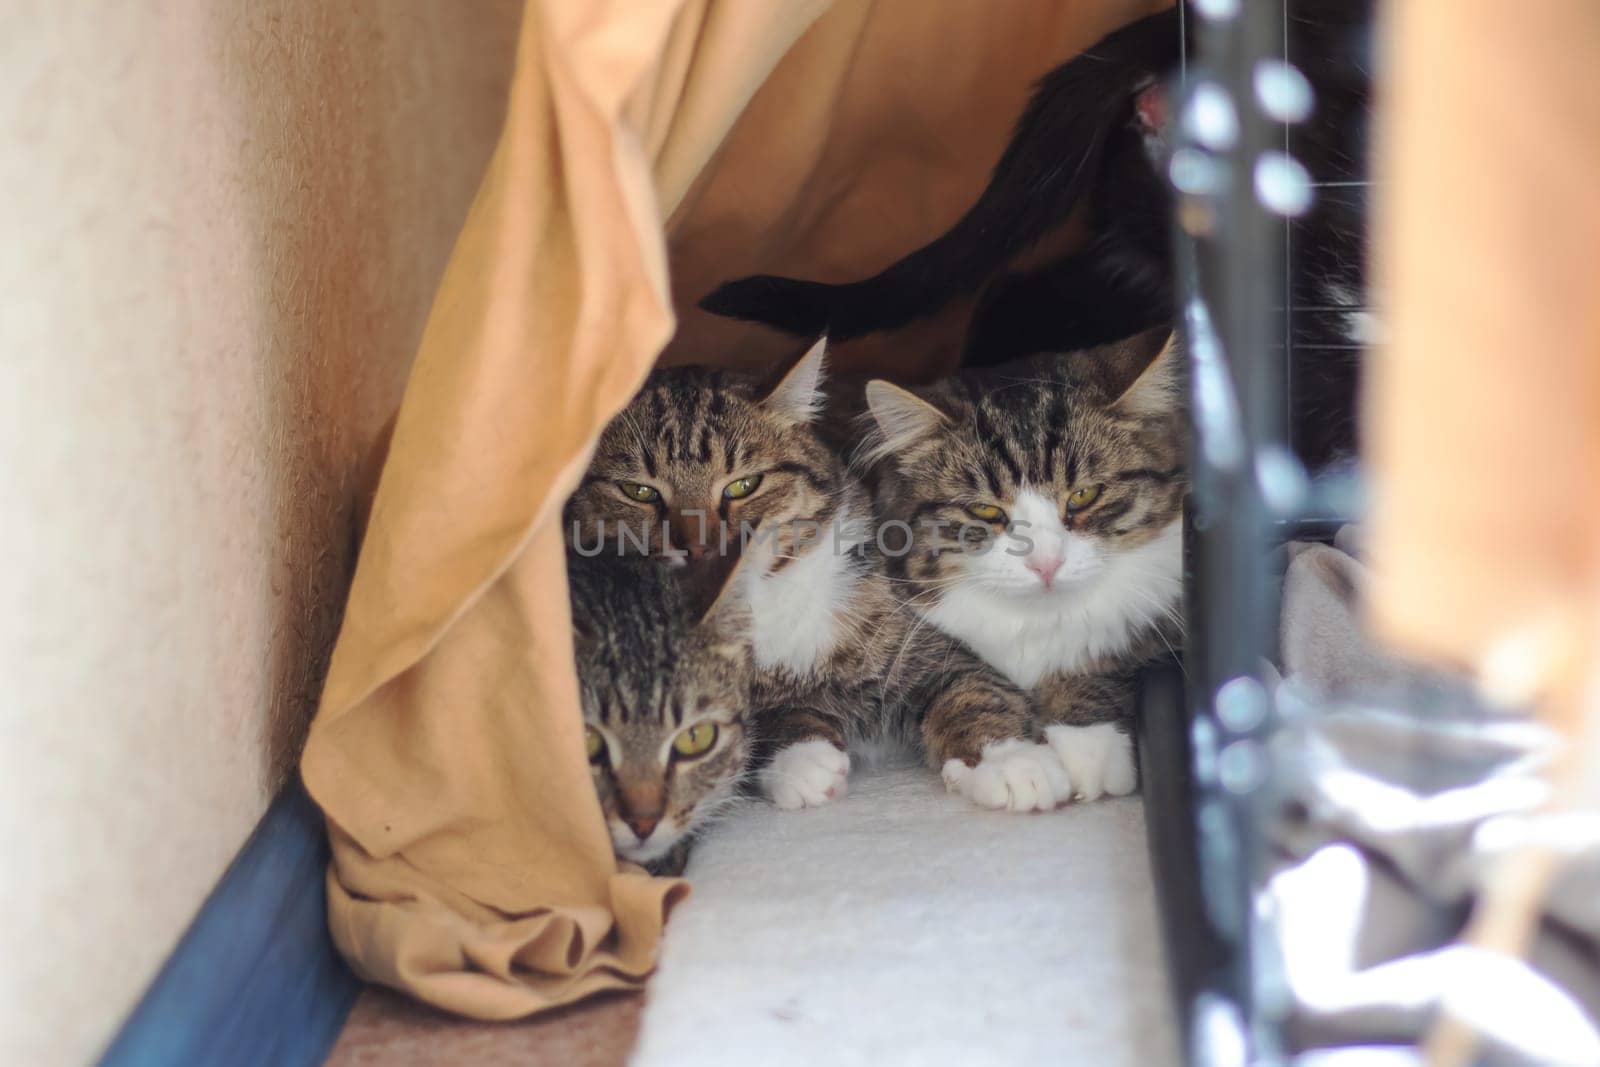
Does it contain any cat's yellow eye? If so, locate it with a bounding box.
[1067,485,1102,510]
[584,726,606,764]
[722,474,763,500]
[672,721,719,758]
[965,503,1006,524]
[617,481,661,503]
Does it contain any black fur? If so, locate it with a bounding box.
[700,10,1176,341]
[701,3,1375,469]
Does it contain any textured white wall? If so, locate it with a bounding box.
[0,4,520,1063]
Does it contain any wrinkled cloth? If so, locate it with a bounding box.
[301,0,1164,1019]
[1269,536,1600,1065]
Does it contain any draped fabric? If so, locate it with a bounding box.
[301,0,1163,1018]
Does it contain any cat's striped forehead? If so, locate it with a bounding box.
[571,559,688,689]
[620,366,768,471]
[568,557,747,728]
[932,366,1174,492]
[948,371,1085,489]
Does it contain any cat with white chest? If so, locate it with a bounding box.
[861,329,1187,804]
[567,341,1080,815]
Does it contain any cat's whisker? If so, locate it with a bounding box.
[1125,589,1185,661]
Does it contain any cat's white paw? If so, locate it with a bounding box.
[761,739,850,810]
[942,739,1071,813]
[1045,722,1137,801]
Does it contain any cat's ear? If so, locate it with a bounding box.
[760,336,828,422]
[1111,330,1184,418]
[862,380,947,463]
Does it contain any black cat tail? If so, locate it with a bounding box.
[699,9,1182,341]
[698,273,839,337]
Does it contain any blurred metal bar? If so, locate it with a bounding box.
[1170,0,1298,1060]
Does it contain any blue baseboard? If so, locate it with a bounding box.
[98,776,362,1067]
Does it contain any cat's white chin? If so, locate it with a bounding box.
[941,738,1071,813]
[986,573,1102,601]
[1045,722,1138,801]
[761,738,850,810]
[612,824,684,865]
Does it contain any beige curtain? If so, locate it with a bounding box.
[1368,0,1600,725]
[302,0,1162,1019]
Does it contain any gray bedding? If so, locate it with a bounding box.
[1269,535,1600,1066]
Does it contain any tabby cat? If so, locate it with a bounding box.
[859,329,1187,794]
[566,342,1078,813]
[568,552,755,875]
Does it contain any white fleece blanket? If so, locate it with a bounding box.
[630,762,1176,1067]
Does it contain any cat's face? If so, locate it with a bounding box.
[569,556,754,869]
[865,331,1186,608]
[566,341,844,562]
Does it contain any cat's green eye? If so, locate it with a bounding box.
[722,474,763,500]
[617,481,661,503]
[585,725,606,764]
[1067,485,1102,511]
[672,721,719,758]
[965,502,1006,524]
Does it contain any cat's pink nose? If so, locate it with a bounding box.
[624,812,661,840]
[620,784,665,840]
[1026,554,1063,588]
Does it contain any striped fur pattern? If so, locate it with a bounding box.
[863,329,1188,801]
[564,339,849,566]
[568,554,754,875]
[569,346,1071,815]
[744,561,1053,812]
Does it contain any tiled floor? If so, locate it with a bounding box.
[324,986,642,1067]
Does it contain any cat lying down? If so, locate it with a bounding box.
[566,332,1185,872]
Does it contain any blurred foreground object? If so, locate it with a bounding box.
[1370,1,1600,696]
[1370,1,1600,1062]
